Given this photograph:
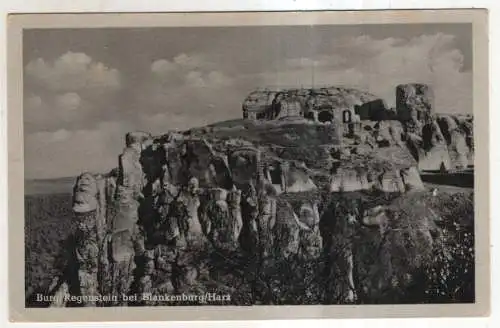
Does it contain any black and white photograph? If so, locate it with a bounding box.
[7,10,489,320]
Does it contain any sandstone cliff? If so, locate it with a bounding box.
[42,112,474,305]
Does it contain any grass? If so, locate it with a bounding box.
[191,119,341,147]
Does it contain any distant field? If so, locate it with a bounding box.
[25,176,76,195]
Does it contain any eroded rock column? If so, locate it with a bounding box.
[108,132,149,304]
[72,173,101,306]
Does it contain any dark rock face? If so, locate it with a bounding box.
[396,83,434,122]
[355,99,393,121]
[45,84,474,306]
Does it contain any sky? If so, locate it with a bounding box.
[23,24,473,179]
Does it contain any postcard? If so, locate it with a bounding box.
[7,9,489,322]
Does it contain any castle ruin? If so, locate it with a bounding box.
[242,84,435,127]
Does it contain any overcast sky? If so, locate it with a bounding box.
[23,24,473,179]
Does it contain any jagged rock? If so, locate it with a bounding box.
[396,83,434,122]
[204,187,242,249]
[162,141,185,186]
[320,198,361,304]
[272,201,301,258]
[71,173,102,305]
[175,177,204,247]
[362,205,391,234]
[73,173,98,213]
[163,196,189,248]
[143,250,155,275]
[110,230,135,263]
[375,169,406,193]
[297,201,322,258]
[329,168,372,192]
[112,187,140,232]
[55,83,473,307]
[356,196,442,301]
[355,99,391,121]
[182,139,233,189]
[181,265,198,286]
[285,165,318,193]
[421,120,446,149]
[436,115,459,143]
[242,90,277,119]
[400,167,425,191]
[448,130,469,170]
[417,144,452,172]
[228,147,261,188]
[104,175,117,226]
[227,187,244,245]
[243,87,381,122]
[49,282,70,308]
[94,176,107,243]
[77,271,99,306]
[257,185,278,257]
[204,188,236,249]
[156,281,176,294]
[125,131,153,150]
[118,146,145,195]
[238,183,260,255]
[373,120,404,146]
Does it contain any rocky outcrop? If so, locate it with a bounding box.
[243,87,382,122]
[72,173,101,306]
[45,83,473,306]
[436,115,474,170]
[396,83,434,122]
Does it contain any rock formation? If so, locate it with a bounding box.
[44,83,474,306]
